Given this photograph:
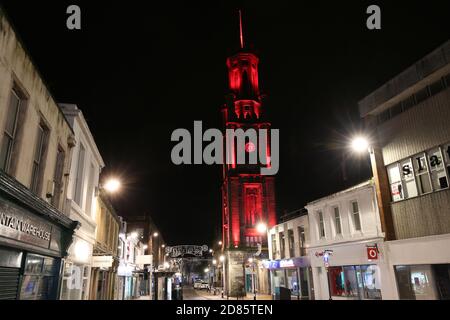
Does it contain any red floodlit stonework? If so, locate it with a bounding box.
[221,47,277,250]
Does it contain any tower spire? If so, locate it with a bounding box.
[239,10,244,49]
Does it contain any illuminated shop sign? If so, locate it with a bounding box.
[263,257,310,269]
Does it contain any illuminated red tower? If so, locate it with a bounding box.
[221,11,277,297]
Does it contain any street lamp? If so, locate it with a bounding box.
[351,136,370,153]
[103,178,121,193]
[256,222,267,234]
[153,232,159,237]
[218,241,223,246]
[212,259,217,265]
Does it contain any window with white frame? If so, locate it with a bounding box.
[333,206,342,235]
[414,153,432,195]
[351,201,361,231]
[317,211,325,239]
[74,143,85,206]
[428,148,448,190]
[387,144,450,202]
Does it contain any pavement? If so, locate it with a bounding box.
[183,287,273,300]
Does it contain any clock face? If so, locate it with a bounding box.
[245,142,256,153]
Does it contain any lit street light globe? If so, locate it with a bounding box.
[351,137,370,153]
[103,178,121,193]
[256,222,267,234]
[204,268,210,273]
[153,232,159,237]
[212,259,217,265]
[219,255,225,262]
[218,241,223,246]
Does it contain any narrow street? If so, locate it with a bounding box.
[182,287,272,300]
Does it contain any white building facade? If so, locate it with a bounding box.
[59,104,105,300]
[266,209,314,300]
[306,180,394,300]
[359,40,450,300]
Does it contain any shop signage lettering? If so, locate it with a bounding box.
[0,200,52,248]
[0,211,51,241]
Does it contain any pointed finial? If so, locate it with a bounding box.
[239,10,244,49]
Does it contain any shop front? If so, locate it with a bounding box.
[310,239,388,300]
[264,256,313,300]
[0,172,78,300]
[117,262,140,300]
[386,234,450,300]
[89,255,119,300]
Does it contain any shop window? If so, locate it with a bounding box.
[20,254,59,300]
[351,201,361,231]
[286,269,299,295]
[358,265,382,299]
[413,154,432,195]
[394,265,442,300]
[329,265,381,299]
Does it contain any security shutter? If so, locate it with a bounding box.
[0,267,20,300]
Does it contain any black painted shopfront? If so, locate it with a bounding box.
[0,171,78,300]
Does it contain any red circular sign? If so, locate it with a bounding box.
[367,247,378,260]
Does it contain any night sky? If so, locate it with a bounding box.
[1,1,449,246]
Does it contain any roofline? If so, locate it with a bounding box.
[59,104,105,168]
[358,40,450,118]
[306,179,374,206]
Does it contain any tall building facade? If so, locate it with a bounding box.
[0,9,79,300]
[59,104,105,300]
[359,40,450,299]
[221,22,277,297]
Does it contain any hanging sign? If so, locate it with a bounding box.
[367,247,378,260]
[165,245,208,258]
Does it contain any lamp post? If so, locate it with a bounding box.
[219,255,226,299]
[249,222,267,300]
[350,136,395,240]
